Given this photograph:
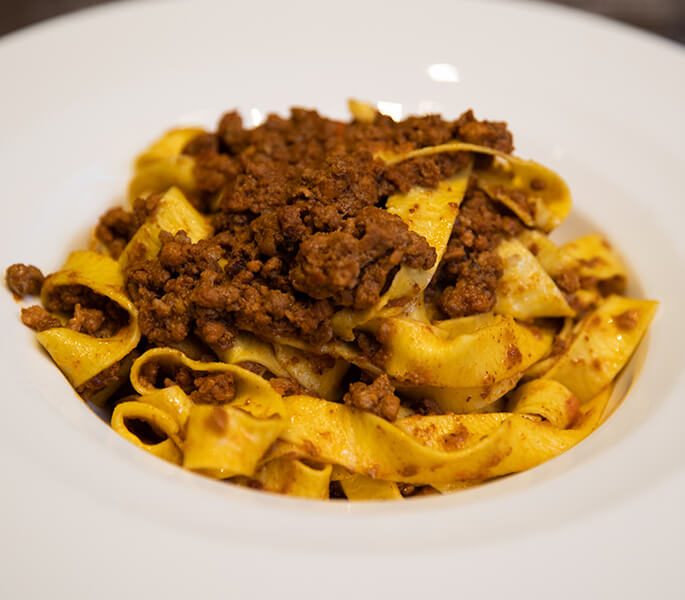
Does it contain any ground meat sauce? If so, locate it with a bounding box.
[76,358,127,401]
[6,263,45,298]
[343,373,400,421]
[21,305,61,331]
[429,185,523,318]
[138,359,236,404]
[120,108,515,361]
[8,107,522,418]
[43,284,129,338]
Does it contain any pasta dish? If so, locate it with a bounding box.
[6,101,656,500]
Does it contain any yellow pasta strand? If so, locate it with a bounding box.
[377,141,571,232]
[495,238,575,319]
[543,295,657,402]
[277,384,609,485]
[253,459,332,499]
[367,313,554,388]
[332,167,472,341]
[36,250,140,388]
[340,475,403,500]
[129,127,204,201]
[129,348,286,476]
[111,401,183,465]
[561,233,627,287]
[118,186,213,268]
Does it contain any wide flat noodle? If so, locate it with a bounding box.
[216,332,290,378]
[561,234,626,287]
[543,295,657,402]
[494,238,575,319]
[36,250,140,388]
[340,475,403,500]
[366,313,554,388]
[517,229,579,277]
[111,400,183,465]
[217,334,349,401]
[118,186,213,268]
[129,348,286,477]
[397,374,521,414]
[272,344,349,402]
[252,459,332,499]
[378,141,571,232]
[277,384,609,485]
[332,167,472,341]
[128,128,204,201]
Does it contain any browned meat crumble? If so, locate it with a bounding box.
[343,373,401,421]
[6,263,45,298]
[9,106,524,417]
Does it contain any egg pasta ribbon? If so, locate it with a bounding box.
[128,348,287,477]
[36,250,141,391]
[273,381,608,486]
[542,295,657,402]
[365,312,554,388]
[216,333,349,402]
[494,238,575,319]
[118,186,213,267]
[332,166,472,341]
[378,141,571,232]
[128,127,204,202]
[250,459,332,499]
[111,400,184,465]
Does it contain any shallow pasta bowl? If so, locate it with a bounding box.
[0,0,684,597]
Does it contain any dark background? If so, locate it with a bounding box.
[1,0,684,43]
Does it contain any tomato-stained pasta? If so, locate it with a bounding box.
[6,101,657,500]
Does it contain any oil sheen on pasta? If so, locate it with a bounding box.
[6,101,657,500]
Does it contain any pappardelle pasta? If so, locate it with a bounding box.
[6,101,656,500]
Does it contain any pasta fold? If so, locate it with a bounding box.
[129,348,286,476]
[36,250,140,389]
[275,384,609,485]
[119,186,213,268]
[366,313,554,388]
[252,459,332,499]
[378,141,571,232]
[494,238,575,319]
[543,295,657,402]
[332,167,472,340]
[111,400,183,465]
[128,127,204,201]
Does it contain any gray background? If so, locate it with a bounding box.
[1,0,684,43]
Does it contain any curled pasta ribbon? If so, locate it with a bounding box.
[277,382,609,485]
[36,250,141,389]
[507,379,578,429]
[111,401,183,465]
[340,475,403,501]
[118,186,213,268]
[378,141,571,232]
[251,459,332,499]
[272,344,349,402]
[517,229,580,278]
[561,234,626,288]
[495,238,575,319]
[332,166,472,341]
[128,127,204,201]
[364,312,554,388]
[348,99,377,123]
[130,348,286,477]
[217,333,349,402]
[216,332,290,378]
[543,295,658,402]
[397,374,521,414]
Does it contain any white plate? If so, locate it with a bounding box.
[1,0,684,597]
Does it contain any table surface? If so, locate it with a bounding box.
[1,0,684,44]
